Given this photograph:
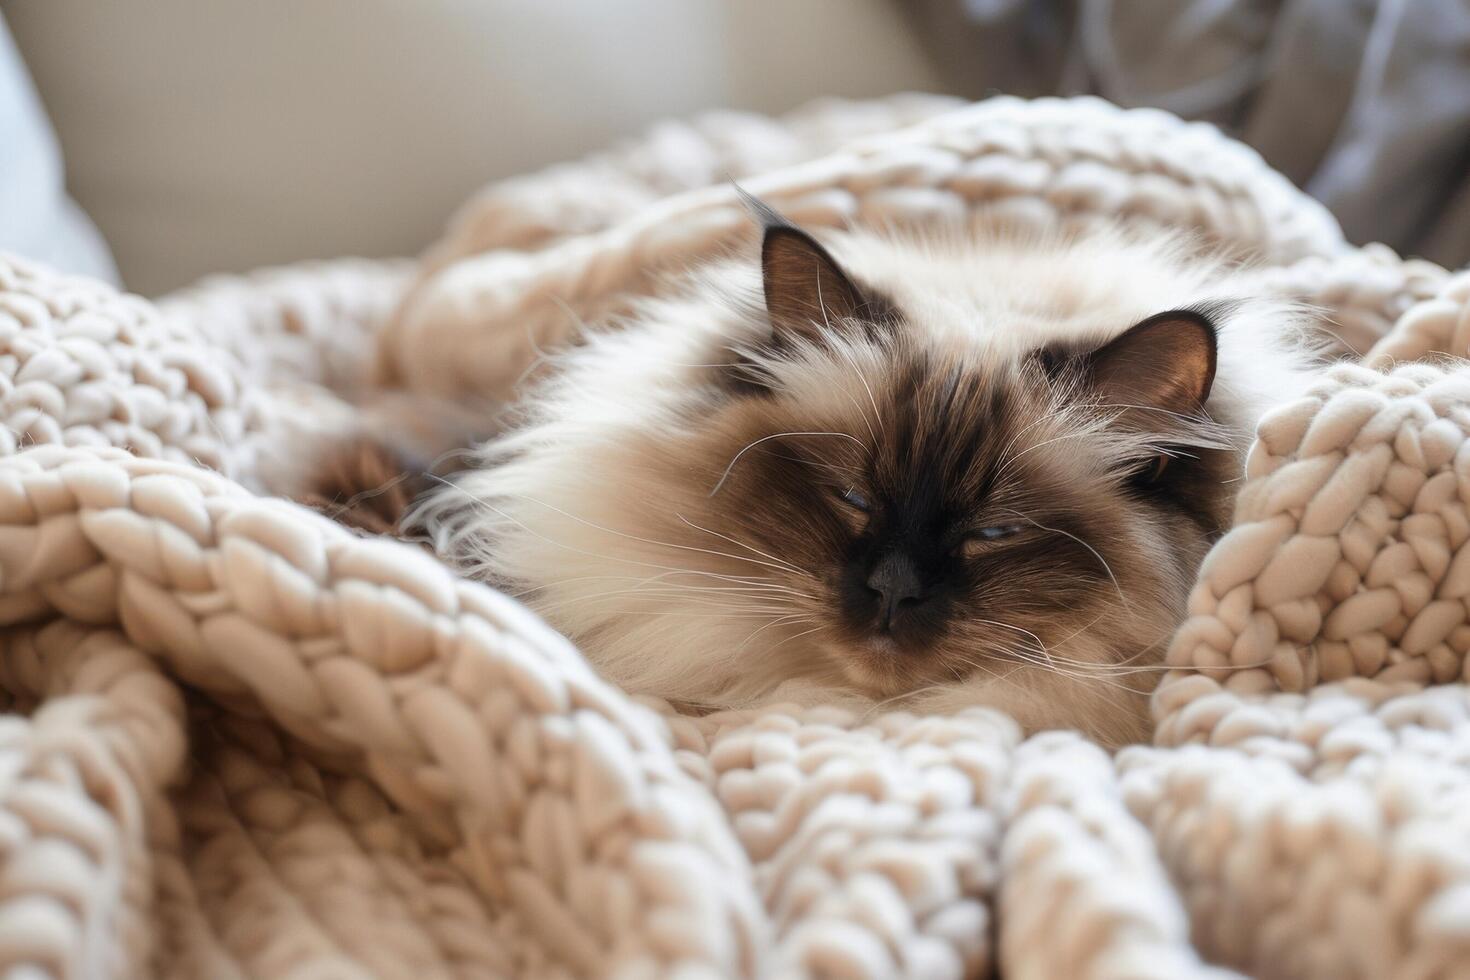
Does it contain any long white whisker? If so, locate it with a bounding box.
[709,431,866,497]
[993,406,1075,473]
[996,507,1129,609]
[849,352,886,441]
[526,578,803,617]
[983,644,1154,694]
[970,618,1048,658]
[998,428,1109,474]
[859,684,955,721]
[494,489,811,579]
[675,513,811,577]
[430,477,815,591]
[534,588,795,613]
[508,568,811,600]
[822,334,881,448]
[763,624,826,655]
[735,614,815,654]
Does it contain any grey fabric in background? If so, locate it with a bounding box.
[0,11,116,282]
[904,0,1470,268]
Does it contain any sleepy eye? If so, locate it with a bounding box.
[837,486,871,513]
[960,524,1025,555]
[1128,453,1171,489]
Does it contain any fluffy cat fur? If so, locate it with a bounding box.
[415,211,1317,746]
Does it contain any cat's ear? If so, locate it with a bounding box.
[761,224,871,344]
[1083,310,1218,418]
[740,192,890,347]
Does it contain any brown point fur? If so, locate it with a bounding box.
[297,439,425,536]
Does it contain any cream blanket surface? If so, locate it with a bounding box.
[2,95,1470,980]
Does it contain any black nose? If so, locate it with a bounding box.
[866,552,926,631]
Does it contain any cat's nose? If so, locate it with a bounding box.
[866,552,926,631]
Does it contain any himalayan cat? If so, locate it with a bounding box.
[411,203,1314,746]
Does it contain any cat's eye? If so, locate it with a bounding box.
[961,524,1025,555]
[1132,454,1170,484]
[838,486,871,512]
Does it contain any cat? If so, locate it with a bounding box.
[412,202,1316,746]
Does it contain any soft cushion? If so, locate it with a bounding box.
[0,11,115,282]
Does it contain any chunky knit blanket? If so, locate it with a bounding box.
[3,95,1469,979]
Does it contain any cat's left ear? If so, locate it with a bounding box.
[1083,310,1218,418]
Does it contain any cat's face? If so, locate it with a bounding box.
[664,252,1231,708]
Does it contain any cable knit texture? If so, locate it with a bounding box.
[0,95,1468,979]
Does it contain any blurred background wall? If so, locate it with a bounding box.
[0,0,937,295]
[2,0,1467,296]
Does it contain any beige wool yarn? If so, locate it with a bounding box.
[0,95,1467,978]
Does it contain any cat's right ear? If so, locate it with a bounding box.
[737,190,893,351]
[721,193,893,393]
[761,224,872,348]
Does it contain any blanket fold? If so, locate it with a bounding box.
[1,94,1468,979]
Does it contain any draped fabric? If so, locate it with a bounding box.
[903,0,1470,268]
